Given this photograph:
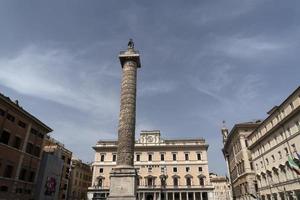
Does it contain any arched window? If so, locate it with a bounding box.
[146,176,156,187]
[173,177,178,186]
[98,179,103,187]
[160,177,166,187]
[186,177,191,186]
[97,176,105,187]
[200,178,204,186]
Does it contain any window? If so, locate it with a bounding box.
[284,147,289,155]
[160,154,165,161]
[148,154,152,161]
[287,128,291,136]
[186,177,191,186]
[250,162,254,170]
[112,154,116,162]
[278,151,282,159]
[18,121,27,128]
[38,133,44,139]
[136,154,140,161]
[33,146,40,157]
[98,179,103,187]
[186,167,190,172]
[291,144,297,152]
[173,167,177,173]
[147,177,154,186]
[0,108,5,116]
[19,168,27,180]
[100,155,105,162]
[148,167,152,173]
[290,102,294,110]
[197,153,201,160]
[3,165,13,178]
[265,158,269,165]
[0,186,8,192]
[173,177,178,186]
[280,132,284,140]
[172,153,177,161]
[296,121,300,131]
[0,131,10,145]
[99,168,103,173]
[271,155,275,162]
[26,143,33,154]
[199,177,205,186]
[6,114,15,122]
[185,153,189,161]
[198,167,202,172]
[30,128,39,136]
[245,140,248,147]
[161,177,166,187]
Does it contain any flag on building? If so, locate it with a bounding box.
[296,152,300,160]
[288,156,300,175]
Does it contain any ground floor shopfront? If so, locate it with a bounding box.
[88,187,214,200]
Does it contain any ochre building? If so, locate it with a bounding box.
[88,130,214,200]
[0,93,52,200]
[68,156,93,200]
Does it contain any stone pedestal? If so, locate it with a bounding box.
[107,167,137,200]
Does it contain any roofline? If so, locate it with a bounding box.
[248,105,300,149]
[0,93,52,132]
[93,143,209,151]
[247,86,300,138]
[223,122,260,150]
[97,138,206,144]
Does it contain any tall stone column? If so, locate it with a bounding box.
[107,39,141,200]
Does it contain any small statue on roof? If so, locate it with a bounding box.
[128,38,134,49]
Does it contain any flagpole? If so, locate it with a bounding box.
[280,125,300,184]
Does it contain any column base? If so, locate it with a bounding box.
[107,166,137,200]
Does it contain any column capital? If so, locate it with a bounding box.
[119,40,141,68]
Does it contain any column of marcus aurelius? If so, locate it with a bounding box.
[107,39,141,200]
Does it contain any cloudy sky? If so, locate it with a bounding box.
[0,0,300,175]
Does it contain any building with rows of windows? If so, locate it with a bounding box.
[247,87,300,200]
[88,130,214,200]
[209,173,231,200]
[222,121,261,200]
[43,136,73,200]
[223,86,300,200]
[0,93,52,200]
[68,156,93,200]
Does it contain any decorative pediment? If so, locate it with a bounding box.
[96,175,105,180]
[185,174,193,179]
[197,174,206,178]
[172,175,180,179]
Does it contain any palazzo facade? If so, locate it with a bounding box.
[223,86,300,200]
[88,130,214,200]
[247,87,300,200]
